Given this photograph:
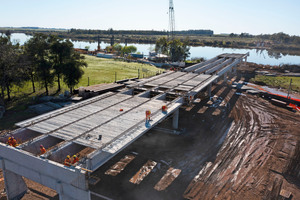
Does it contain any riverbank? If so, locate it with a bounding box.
[245,62,300,93]
[3,28,300,57]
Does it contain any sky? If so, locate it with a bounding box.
[1,0,300,36]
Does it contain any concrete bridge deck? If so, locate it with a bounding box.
[0,53,248,200]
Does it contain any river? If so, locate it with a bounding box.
[9,33,300,65]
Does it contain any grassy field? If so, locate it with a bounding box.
[0,56,163,130]
[7,55,163,100]
[251,75,300,92]
[80,55,163,86]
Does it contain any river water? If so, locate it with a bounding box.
[10,33,300,65]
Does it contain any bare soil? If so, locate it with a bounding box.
[1,64,300,200]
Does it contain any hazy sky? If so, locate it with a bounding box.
[1,0,300,36]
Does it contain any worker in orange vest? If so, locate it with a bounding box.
[40,145,46,154]
[189,95,193,106]
[8,136,17,147]
[72,155,79,164]
[162,105,167,112]
[64,155,71,167]
[145,110,151,122]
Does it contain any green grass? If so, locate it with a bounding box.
[5,55,164,99]
[250,75,300,92]
[80,55,164,86]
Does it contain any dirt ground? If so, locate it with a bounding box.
[1,64,300,200]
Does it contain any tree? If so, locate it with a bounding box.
[25,33,53,96]
[155,37,169,54]
[0,34,28,101]
[62,52,87,93]
[112,43,123,55]
[121,45,137,55]
[49,36,73,91]
[169,39,190,62]
[155,37,190,62]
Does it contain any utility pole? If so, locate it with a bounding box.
[169,0,175,40]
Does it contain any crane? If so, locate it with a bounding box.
[169,0,175,40]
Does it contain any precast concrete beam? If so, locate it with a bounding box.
[184,57,218,72]
[120,88,134,95]
[88,97,184,171]
[192,75,218,94]
[137,90,151,98]
[205,58,233,74]
[217,58,242,76]
[17,134,48,149]
[0,144,87,190]
[172,109,179,130]
[194,58,226,74]
[224,72,228,82]
[16,92,115,128]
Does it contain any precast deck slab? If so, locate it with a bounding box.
[0,53,249,200]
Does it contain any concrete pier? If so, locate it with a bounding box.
[3,169,27,200]
[208,83,212,97]
[172,110,179,129]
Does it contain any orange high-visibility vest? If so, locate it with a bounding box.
[64,158,71,166]
[72,157,79,164]
[9,139,17,147]
[40,147,46,154]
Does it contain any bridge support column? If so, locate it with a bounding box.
[172,109,179,130]
[2,168,28,200]
[208,83,212,97]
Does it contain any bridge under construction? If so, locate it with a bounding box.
[0,53,248,200]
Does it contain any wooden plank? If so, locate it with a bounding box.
[129,160,157,184]
[154,167,181,191]
[105,155,136,176]
[280,189,291,198]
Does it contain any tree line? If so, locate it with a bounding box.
[69,28,214,36]
[0,32,87,104]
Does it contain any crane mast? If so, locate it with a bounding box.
[169,0,175,40]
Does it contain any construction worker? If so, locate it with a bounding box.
[40,145,46,154]
[72,155,79,164]
[189,95,194,106]
[7,136,17,147]
[64,155,71,167]
[162,105,167,112]
[145,110,151,122]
